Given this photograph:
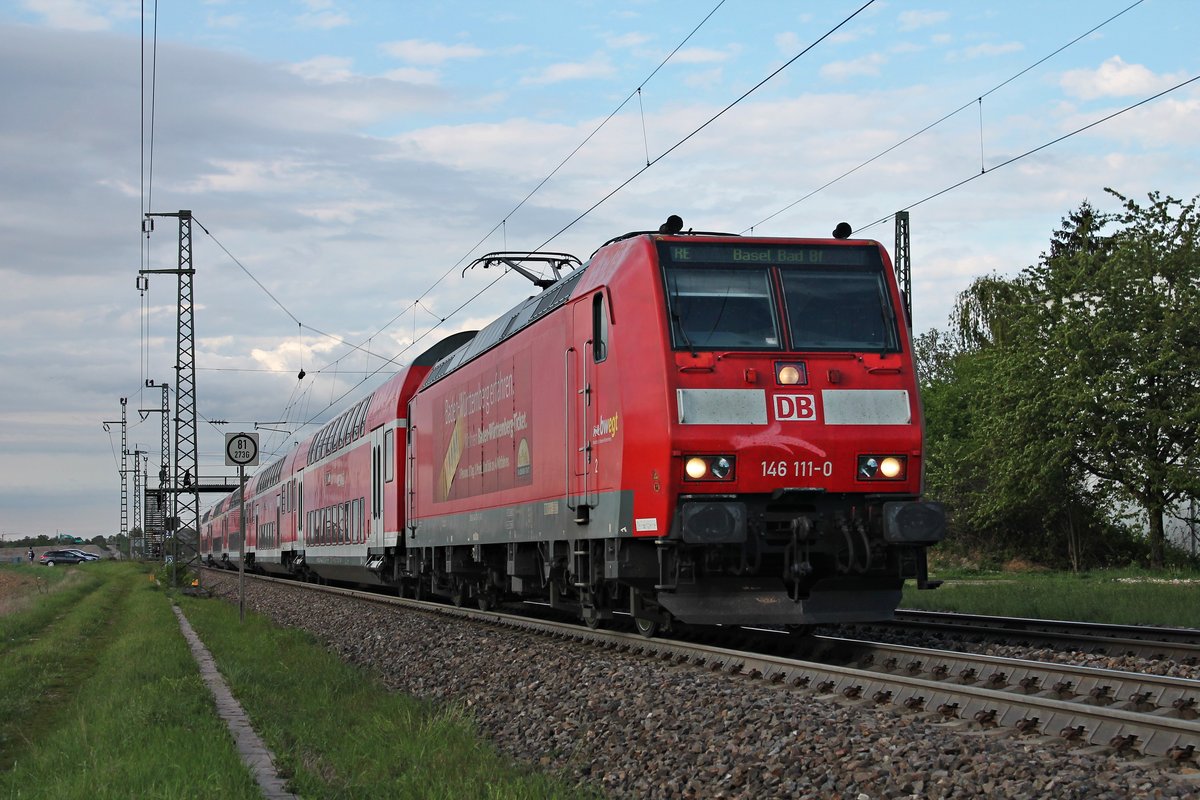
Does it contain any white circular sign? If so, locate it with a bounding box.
[225,432,260,466]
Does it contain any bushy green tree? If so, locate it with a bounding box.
[1020,190,1200,568]
[918,190,1200,569]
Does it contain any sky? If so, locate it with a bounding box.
[0,0,1196,539]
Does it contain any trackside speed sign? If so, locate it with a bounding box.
[225,432,260,466]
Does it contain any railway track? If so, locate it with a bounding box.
[854,609,1200,664]
[200,569,1200,762]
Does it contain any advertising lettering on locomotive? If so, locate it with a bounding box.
[201,216,945,636]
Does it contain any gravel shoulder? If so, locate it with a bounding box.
[203,573,1200,799]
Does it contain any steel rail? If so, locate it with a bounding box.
[872,610,1200,663]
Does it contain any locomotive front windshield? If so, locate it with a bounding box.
[659,242,899,353]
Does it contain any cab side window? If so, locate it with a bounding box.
[592,292,608,363]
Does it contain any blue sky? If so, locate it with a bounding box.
[0,0,1196,538]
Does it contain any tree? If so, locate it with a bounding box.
[915,192,1200,570]
[918,284,1114,569]
[1015,190,1200,568]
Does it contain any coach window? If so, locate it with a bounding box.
[353,399,368,439]
[334,413,348,451]
[384,429,395,482]
[592,292,608,363]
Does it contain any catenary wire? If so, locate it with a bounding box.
[852,73,1200,236]
[741,0,1147,233]
[300,0,878,406]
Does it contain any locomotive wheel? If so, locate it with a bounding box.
[477,589,495,612]
[633,616,659,638]
[580,604,602,630]
[630,589,661,638]
[450,582,466,607]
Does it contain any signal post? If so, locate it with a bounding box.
[225,432,259,622]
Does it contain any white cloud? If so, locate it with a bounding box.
[296,199,393,225]
[19,0,133,30]
[382,67,441,86]
[288,55,355,84]
[952,41,1023,60]
[820,52,886,81]
[775,32,799,53]
[829,27,873,45]
[898,10,949,32]
[296,10,350,30]
[182,158,325,194]
[606,32,650,49]
[684,68,724,90]
[1060,56,1186,100]
[381,38,484,65]
[521,55,615,85]
[673,46,735,65]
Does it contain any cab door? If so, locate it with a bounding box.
[568,291,610,521]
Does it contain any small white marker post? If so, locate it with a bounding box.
[225,432,260,622]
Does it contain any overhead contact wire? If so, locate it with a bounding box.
[855,74,1200,233]
[743,0,1147,232]
[535,0,877,250]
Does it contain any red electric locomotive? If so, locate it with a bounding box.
[201,217,944,634]
[404,217,944,633]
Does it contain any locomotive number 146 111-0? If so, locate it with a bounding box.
[760,460,834,478]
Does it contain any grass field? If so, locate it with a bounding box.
[0,562,589,800]
[0,562,262,800]
[904,566,1200,628]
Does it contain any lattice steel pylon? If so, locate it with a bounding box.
[103,399,130,539]
[131,449,145,543]
[119,399,128,537]
[141,210,200,584]
[141,380,171,562]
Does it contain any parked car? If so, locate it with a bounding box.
[62,548,101,561]
[38,550,90,566]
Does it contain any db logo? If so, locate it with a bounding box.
[774,394,817,421]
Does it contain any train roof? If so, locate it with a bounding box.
[420,264,588,390]
[417,223,741,390]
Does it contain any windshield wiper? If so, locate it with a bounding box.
[673,311,698,357]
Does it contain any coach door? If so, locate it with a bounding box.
[370,426,385,543]
[569,291,610,522]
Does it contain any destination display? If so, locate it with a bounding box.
[662,243,874,267]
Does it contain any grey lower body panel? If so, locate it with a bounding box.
[305,555,388,586]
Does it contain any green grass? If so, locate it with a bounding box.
[0,565,99,656]
[0,562,587,798]
[0,562,261,799]
[179,594,593,799]
[903,566,1200,628]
